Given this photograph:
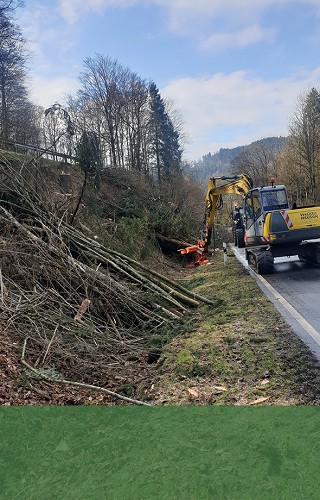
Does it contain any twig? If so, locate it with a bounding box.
[21,338,153,407]
[27,383,51,401]
[0,268,4,302]
[41,324,59,366]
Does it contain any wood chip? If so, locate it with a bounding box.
[74,298,91,322]
[212,385,227,392]
[260,379,270,386]
[187,388,199,398]
[249,397,270,405]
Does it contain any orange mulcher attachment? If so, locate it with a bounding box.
[178,240,209,268]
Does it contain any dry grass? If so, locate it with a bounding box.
[151,250,320,405]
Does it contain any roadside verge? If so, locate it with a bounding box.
[231,244,320,362]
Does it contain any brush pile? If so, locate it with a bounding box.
[0,153,212,397]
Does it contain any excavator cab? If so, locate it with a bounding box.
[244,185,289,246]
[260,187,289,212]
[232,205,244,244]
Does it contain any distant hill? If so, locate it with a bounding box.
[184,136,287,183]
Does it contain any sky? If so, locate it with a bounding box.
[15,0,320,160]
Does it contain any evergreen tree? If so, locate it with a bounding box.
[148,82,182,182]
[76,130,102,187]
[71,131,103,224]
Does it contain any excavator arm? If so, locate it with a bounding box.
[179,173,253,267]
[202,174,253,250]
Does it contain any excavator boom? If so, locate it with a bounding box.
[178,174,253,267]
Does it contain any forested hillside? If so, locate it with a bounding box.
[184,136,287,183]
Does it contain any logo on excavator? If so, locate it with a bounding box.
[300,212,318,219]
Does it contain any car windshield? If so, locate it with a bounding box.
[261,189,288,211]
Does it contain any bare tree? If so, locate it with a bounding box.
[78,55,130,168]
[231,140,280,186]
[122,72,148,172]
[274,141,309,206]
[0,1,34,146]
[43,103,74,157]
[288,88,320,203]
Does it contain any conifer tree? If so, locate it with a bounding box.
[148,82,182,182]
[71,131,103,224]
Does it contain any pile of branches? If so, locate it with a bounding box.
[0,153,213,402]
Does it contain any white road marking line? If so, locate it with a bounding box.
[232,246,320,346]
[256,273,320,345]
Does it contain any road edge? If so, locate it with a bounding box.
[231,244,320,361]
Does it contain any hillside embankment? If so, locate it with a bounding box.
[1,150,320,405]
[2,249,320,405]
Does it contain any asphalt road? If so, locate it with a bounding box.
[232,246,320,361]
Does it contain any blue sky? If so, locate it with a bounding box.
[17,0,320,160]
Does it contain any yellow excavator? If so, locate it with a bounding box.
[179,174,320,274]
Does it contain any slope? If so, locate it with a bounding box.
[1,149,320,406]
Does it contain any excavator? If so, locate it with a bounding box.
[179,173,320,274]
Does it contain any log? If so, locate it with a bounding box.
[155,233,192,254]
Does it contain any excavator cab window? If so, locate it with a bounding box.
[252,191,262,219]
[244,193,254,228]
[261,188,289,212]
[244,190,263,229]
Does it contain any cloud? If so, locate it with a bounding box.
[161,69,320,159]
[58,0,283,26]
[20,3,78,61]
[155,0,320,52]
[199,25,276,52]
[155,0,320,26]
[20,3,82,103]
[28,75,80,108]
[56,0,320,52]
[58,0,135,23]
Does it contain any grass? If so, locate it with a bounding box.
[151,248,320,405]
